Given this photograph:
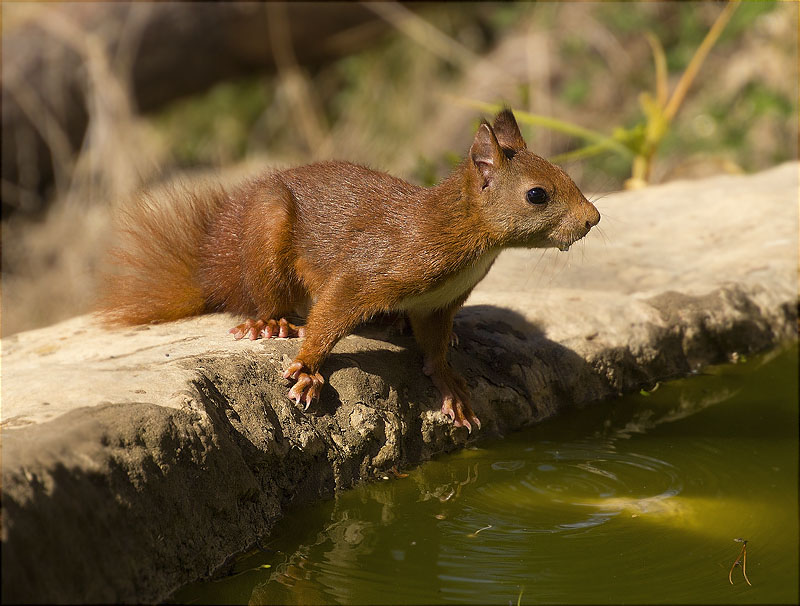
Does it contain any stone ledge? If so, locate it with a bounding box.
[2,162,797,603]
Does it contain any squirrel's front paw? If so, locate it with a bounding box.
[230,318,306,340]
[441,393,481,433]
[283,361,324,409]
[425,363,481,433]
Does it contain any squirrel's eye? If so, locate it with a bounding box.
[526,187,548,205]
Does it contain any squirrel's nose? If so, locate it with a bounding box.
[585,204,601,229]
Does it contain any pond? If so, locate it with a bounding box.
[173,343,798,604]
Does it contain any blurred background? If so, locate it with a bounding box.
[1,1,797,336]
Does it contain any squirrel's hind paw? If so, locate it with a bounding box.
[230,318,306,340]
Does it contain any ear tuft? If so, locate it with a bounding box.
[492,109,527,153]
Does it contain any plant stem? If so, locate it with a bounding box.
[448,96,632,156]
[645,32,668,108]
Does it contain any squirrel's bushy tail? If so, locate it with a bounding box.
[99,182,227,325]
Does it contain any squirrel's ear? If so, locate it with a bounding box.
[470,122,506,189]
[492,109,527,153]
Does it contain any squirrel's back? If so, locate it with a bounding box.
[98,163,427,327]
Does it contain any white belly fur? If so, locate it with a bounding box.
[395,250,500,313]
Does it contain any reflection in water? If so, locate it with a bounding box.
[173,344,798,605]
[258,463,486,605]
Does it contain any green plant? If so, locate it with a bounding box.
[455,0,740,189]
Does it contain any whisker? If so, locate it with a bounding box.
[531,248,547,290]
[544,248,570,287]
[594,225,610,247]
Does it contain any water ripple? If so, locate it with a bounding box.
[455,441,684,539]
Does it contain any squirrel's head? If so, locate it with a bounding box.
[467,109,600,251]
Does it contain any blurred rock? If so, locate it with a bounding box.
[1,2,392,216]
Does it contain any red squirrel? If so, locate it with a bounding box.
[103,110,600,432]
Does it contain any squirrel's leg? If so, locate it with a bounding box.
[282,289,366,408]
[408,305,480,432]
[228,266,309,341]
[229,287,309,340]
[205,178,308,341]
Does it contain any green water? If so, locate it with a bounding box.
[174,344,798,604]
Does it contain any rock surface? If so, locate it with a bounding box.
[1,162,797,603]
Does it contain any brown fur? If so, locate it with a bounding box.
[101,183,228,325]
[100,110,600,430]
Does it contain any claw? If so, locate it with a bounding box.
[283,360,324,409]
[262,319,277,339]
[432,368,480,432]
[230,317,305,341]
[229,326,247,340]
[283,361,304,380]
[278,318,289,338]
[288,374,312,401]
